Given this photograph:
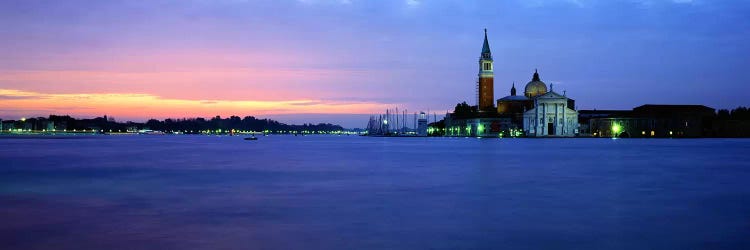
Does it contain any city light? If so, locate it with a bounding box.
[611,123,622,137]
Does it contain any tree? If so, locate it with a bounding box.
[452,102,477,118]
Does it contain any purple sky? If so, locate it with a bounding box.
[1,0,749,128]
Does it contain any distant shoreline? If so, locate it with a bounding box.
[2,133,748,140]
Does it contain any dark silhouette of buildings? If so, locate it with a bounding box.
[580,105,716,137]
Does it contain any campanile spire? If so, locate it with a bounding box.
[481,28,492,60]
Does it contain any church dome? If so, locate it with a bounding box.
[524,69,548,98]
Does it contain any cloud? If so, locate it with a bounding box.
[521,0,696,8]
[288,100,326,106]
[520,0,586,7]
[0,95,41,100]
[297,0,353,5]
[0,90,50,100]
[630,0,698,6]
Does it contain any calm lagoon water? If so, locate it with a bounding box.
[1,135,749,249]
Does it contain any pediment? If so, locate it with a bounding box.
[536,91,566,99]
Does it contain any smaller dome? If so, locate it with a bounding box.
[525,82,547,97]
[524,70,548,98]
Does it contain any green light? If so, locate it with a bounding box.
[611,123,622,136]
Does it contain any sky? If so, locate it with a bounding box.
[1,0,749,128]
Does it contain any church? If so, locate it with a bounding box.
[520,77,579,137]
[494,69,579,137]
[444,29,579,137]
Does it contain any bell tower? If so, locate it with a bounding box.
[478,29,494,112]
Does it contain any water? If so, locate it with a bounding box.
[1,135,749,249]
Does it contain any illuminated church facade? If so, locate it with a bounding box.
[494,69,579,137]
[521,85,579,137]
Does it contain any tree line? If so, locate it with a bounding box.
[1,115,345,133]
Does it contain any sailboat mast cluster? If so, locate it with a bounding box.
[366,108,434,137]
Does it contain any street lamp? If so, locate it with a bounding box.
[611,122,622,138]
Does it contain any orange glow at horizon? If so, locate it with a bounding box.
[0,89,393,120]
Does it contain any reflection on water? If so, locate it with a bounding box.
[1,135,749,249]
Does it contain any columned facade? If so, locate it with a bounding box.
[523,91,579,137]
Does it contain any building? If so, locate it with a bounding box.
[442,29,509,137]
[577,110,632,135]
[524,70,548,98]
[444,115,512,137]
[523,87,579,137]
[496,83,532,131]
[442,29,579,137]
[2,120,13,131]
[581,105,715,137]
[497,83,531,113]
[437,28,734,138]
[417,112,428,136]
[477,29,495,112]
[496,69,579,137]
